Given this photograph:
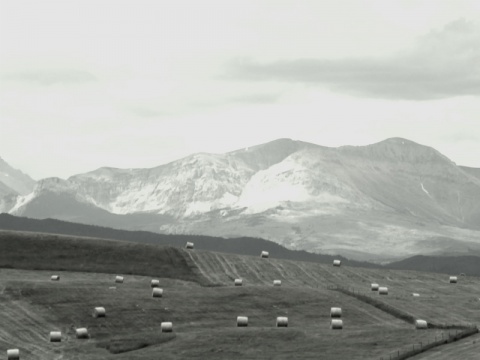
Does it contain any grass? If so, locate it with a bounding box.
[0,230,204,284]
[0,230,479,359]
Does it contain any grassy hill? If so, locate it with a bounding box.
[2,213,480,277]
[387,255,480,277]
[0,213,379,268]
[0,230,479,359]
[0,230,202,284]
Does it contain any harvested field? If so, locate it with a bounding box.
[0,232,479,359]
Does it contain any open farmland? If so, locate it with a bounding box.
[0,231,479,359]
[189,250,480,326]
[410,332,480,359]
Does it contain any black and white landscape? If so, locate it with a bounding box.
[1,137,480,262]
[1,1,480,359]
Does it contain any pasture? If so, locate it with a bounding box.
[0,231,479,359]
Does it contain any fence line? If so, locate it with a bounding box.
[328,285,478,359]
[380,326,479,360]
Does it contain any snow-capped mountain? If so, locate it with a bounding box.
[2,138,480,262]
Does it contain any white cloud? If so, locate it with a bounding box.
[228,19,480,100]
[1,1,480,178]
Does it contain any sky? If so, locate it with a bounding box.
[1,0,480,180]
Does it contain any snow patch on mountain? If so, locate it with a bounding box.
[421,183,431,197]
[9,192,36,214]
[185,192,238,217]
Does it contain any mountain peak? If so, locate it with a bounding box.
[339,138,452,164]
[229,138,319,171]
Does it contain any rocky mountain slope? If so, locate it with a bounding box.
[1,138,480,262]
[0,157,35,196]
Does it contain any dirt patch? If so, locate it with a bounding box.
[96,332,176,354]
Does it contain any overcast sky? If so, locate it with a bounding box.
[1,0,480,180]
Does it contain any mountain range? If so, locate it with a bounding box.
[1,137,480,262]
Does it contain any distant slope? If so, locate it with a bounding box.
[7,188,173,232]
[460,165,480,181]
[387,255,480,276]
[0,156,36,195]
[0,213,376,268]
[2,214,480,276]
[0,180,16,197]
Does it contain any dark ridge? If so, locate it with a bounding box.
[0,213,377,268]
[387,255,480,276]
[2,214,480,276]
[0,230,204,284]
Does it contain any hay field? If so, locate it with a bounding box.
[0,231,479,359]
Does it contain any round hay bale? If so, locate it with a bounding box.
[331,319,343,330]
[449,276,457,283]
[237,316,248,327]
[7,349,19,360]
[276,316,288,327]
[412,293,420,297]
[50,275,60,281]
[92,307,106,318]
[152,288,164,298]
[273,280,281,286]
[260,251,269,258]
[371,283,379,291]
[330,307,342,318]
[234,278,243,286]
[333,259,341,267]
[75,328,89,339]
[115,276,124,284]
[151,279,160,288]
[185,242,194,249]
[49,331,62,342]
[161,322,173,332]
[378,287,388,295]
[415,319,428,329]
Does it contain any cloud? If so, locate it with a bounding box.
[3,70,97,85]
[228,19,480,100]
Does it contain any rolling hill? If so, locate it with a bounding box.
[0,213,379,268]
[2,213,480,276]
[0,230,479,359]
